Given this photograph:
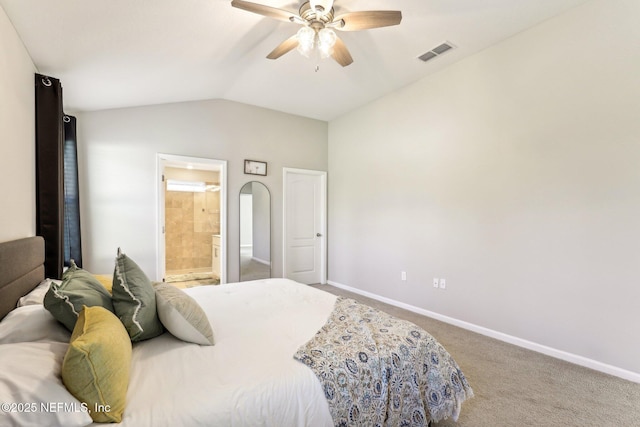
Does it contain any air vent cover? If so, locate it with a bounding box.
[418,41,455,62]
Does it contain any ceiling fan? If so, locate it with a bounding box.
[231,0,402,67]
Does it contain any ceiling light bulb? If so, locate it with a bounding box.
[296,26,316,58]
[317,28,337,58]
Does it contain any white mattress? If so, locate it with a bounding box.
[104,278,336,426]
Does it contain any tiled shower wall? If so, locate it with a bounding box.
[165,187,220,274]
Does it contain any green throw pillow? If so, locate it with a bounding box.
[112,248,163,341]
[154,282,214,345]
[43,261,114,331]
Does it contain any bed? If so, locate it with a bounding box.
[0,237,472,426]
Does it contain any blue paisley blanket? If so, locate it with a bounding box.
[294,297,473,426]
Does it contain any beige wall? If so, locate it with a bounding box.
[0,6,36,242]
[77,99,327,281]
[328,0,640,375]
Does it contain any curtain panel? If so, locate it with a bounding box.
[35,74,64,279]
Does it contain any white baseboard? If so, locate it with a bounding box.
[252,256,271,266]
[326,280,640,384]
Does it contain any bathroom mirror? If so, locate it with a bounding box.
[239,181,271,281]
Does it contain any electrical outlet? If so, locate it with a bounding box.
[433,278,439,288]
[439,278,446,289]
[401,271,407,281]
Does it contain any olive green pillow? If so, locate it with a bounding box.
[43,261,114,331]
[112,249,163,342]
[62,305,132,423]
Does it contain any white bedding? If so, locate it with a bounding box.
[1,278,337,426]
[108,278,336,426]
[1,278,474,426]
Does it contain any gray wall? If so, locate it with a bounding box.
[0,7,36,242]
[77,99,327,282]
[328,0,640,375]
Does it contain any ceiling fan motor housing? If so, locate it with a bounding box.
[300,1,334,24]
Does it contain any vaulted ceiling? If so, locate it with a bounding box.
[1,0,591,120]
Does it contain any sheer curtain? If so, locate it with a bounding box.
[63,115,82,267]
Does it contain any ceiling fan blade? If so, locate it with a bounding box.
[231,0,295,23]
[333,11,402,31]
[331,37,353,67]
[267,35,299,60]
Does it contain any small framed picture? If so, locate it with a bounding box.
[244,159,267,176]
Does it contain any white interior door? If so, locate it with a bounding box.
[283,168,326,284]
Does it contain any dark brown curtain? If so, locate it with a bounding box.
[35,74,64,279]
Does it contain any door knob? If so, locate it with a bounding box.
[316,233,322,237]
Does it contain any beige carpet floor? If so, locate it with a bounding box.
[313,284,640,427]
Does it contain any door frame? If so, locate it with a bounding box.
[156,153,227,284]
[282,167,327,284]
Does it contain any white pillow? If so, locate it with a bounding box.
[0,305,70,344]
[154,282,214,345]
[17,279,60,307]
[0,342,93,427]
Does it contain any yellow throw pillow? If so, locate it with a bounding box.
[62,306,132,423]
[92,274,113,294]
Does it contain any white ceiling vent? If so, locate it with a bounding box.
[418,41,455,62]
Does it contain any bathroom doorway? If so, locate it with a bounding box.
[157,154,227,285]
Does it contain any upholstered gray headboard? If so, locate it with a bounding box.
[0,236,45,320]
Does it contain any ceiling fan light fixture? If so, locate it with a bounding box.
[230,0,402,67]
[296,26,316,57]
[317,28,337,58]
